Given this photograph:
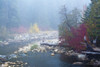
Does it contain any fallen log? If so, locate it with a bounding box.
[82,51,100,60]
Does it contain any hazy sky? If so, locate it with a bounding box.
[16,0,91,29]
[64,0,91,10]
[18,0,91,10]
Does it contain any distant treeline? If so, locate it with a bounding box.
[0,0,60,30]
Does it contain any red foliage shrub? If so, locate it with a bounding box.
[11,26,28,33]
[59,24,88,52]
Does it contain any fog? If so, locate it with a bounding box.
[16,0,91,30]
[2,1,100,67]
[0,0,91,30]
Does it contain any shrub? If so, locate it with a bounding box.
[31,44,38,50]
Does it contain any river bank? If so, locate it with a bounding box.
[0,42,100,67]
[0,31,99,67]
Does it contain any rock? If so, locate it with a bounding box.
[54,49,58,53]
[48,46,53,50]
[1,61,26,67]
[14,51,18,54]
[77,54,86,61]
[4,42,9,45]
[23,51,27,53]
[0,55,6,58]
[65,52,69,55]
[25,62,28,65]
[0,58,7,62]
[59,50,65,54]
[57,51,62,54]
[94,60,100,66]
[90,59,95,64]
[39,47,47,52]
[9,62,16,65]
[73,62,83,65]
[32,50,34,52]
[8,54,17,59]
[19,53,27,57]
[2,62,9,67]
[51,53,55,56]
[37,49,40,52]
[68,50,74,53]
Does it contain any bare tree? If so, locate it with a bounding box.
[59,5,71,31]
[59,5,81,31]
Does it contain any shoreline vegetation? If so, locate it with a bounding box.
[58,1,100,67]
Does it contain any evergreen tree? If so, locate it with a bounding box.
[84,0,100,46]
[0,0,19,28]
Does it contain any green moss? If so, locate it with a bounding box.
[31,44,38,50]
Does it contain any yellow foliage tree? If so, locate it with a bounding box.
[29,24,33,33]
[29,23,40,33]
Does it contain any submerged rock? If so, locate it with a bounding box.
[7,54,17,60]
[0,55,7,62]
[0,55,6,58]
[51,53,55,56]
[25,62,28,65]
[18,53,27,57]
[73,62,83,65]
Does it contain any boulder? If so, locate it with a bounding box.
[54,49,58,53]
[77,54,86,61]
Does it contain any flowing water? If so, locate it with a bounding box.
[0,42,91,67]
[10,52,84,67]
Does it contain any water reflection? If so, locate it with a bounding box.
[10,52,85,67]
[60,53,96,67]
[60,53,78,63]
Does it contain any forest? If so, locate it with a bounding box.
[59,0,100,51]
